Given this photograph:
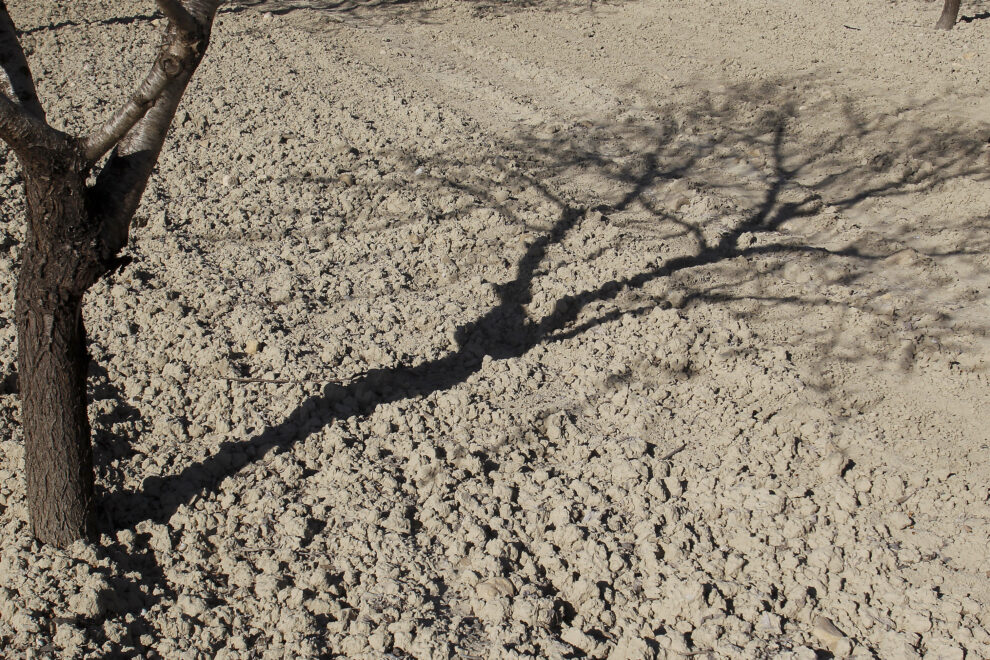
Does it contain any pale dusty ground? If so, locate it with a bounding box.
[0,0,989,658]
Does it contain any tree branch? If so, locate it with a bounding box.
[88,0,222,258]
[0,93,59,159]
[84,0,227,163]
[155,0,199,35]
[82,51,179,163]
[0,0,47,121]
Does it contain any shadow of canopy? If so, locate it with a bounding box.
[103,77,990,529]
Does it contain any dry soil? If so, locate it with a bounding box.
[0,0,989,658]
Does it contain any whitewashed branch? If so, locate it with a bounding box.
[89,0,223,257]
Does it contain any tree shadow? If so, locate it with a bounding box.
[103,78,990,520]
[960,10,990,23]
[230,0,620,27]
[82,78,988,654]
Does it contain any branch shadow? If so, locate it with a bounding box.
[90,79,989,654]
[960,10,990,23]
[105,80,990,525]
[230,0,621,27]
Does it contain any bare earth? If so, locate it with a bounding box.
[1,0,989,658]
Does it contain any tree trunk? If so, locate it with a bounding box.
[1,0,223,548]
[936,0,961,29]
[15,151,104,547]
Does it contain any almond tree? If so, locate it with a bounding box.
[0,0,223,547]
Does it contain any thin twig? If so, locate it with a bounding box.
[214,376,301,385]
[895,487,920,506]
[231,546,313,555]
[661,443,687,461]
[211,373,364,386]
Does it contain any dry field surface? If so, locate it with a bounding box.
[1,0,989,657]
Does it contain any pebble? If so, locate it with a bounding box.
[10,611,40,633]
[812,616,846,651]
[758,612,783,634]
[888,511,913,530]
[561,626,597,653]
[904,612,931,633]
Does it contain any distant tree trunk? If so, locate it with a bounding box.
[936,0,961,29]
[1,0,223,547]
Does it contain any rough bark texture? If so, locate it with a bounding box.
[16,146,103,546]
[0,0,222,547]
[936,0,961,29]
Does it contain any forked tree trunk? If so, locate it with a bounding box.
[15,150,105,546]
[936,0,961,29]
[0,1,222,547]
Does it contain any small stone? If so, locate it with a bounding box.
[667,289,688,309]
[812,616,846,651]
[68,540,101,564]
[368,628,392,652]
[475,597,508,624]
[340,173,355,186]
[245,339,261,355]
[611,635,658,660]
[561,626,597,653]
[881,631,921,660]
[835,488,858,512]
[660,630,691,655]
[307,567,332,590]
[147,524,173,553]
[54,620,84,654]
[725,555,746,577]
[791,646,819,660]
[904,612,931,633]
[383,506,411,534]
[927,641,964,660]
[758,612,783,634]
[10,611,40,633]
[888,511,913,530]
[281,514,308,539]
[832,637,855,658]
[115,528,136,547]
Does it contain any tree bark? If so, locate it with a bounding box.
[15,147,104,547]
[1,0,222,547]
[936,0,961,29]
